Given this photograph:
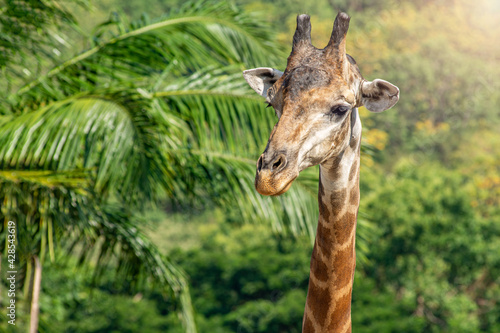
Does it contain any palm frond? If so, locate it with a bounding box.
[3,0,283,115]
[0,90,185,206]
[157,66,276,156]
[71,206,196,333]
[0,169,90,192]
[0,177,196,332]
[0,0,84,78]
[0,175,93,265]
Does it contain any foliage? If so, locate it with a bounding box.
[452,129,500,217]
[24,260,172,333]
[360,161,500,332]
[27,217,444,333]
[25,221,413,333]
[351,275,426,332]
[347,0,500,161]
[0,0,86,75]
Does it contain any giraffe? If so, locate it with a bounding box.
[243,12,399,332]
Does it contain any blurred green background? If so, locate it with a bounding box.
[0,0,499,332]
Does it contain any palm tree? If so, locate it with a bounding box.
[0,1,328,331]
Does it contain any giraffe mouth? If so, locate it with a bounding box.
[255,171,298,196]
[270,177,297,196]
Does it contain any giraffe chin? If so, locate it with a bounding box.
[271,179,295,196]
[255,176,297,196]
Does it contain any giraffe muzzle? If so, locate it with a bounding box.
[255,153,298,196]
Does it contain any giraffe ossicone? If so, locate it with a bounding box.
[243,12,399,332]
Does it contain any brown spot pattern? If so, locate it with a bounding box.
[327,158,342,181]
[304,159,359,332]
[348,160,358,181]
[311,244,331,282]
[308,277,332,327]
[329,188,347,212]
[348,188,359,206]
[333,212,356,246]
[332,250,355,293]
[327,292,352,331]
[318,183,331,222]
[303,315,315,333]
[316,222,333,258]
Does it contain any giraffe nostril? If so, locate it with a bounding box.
[257,155,263,172]
[271,155,286,172]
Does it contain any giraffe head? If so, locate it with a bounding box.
[244,13,399,196]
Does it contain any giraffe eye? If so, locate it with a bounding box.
[329,105,350,115]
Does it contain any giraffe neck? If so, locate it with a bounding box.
[302,109,361,333]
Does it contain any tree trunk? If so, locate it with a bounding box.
[29,256,42,333]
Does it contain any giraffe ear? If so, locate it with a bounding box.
[243,67,283,98]
[361,79,400,112]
